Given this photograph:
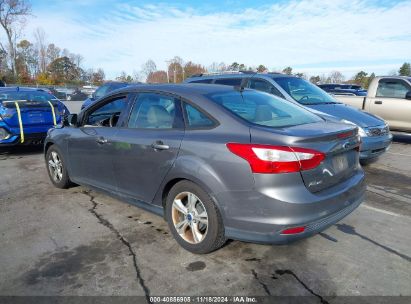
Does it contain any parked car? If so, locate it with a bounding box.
[0,87,69,146]
[333,76,411,133]
[318,84,367,96]
[67,88,88,101]
[185,73,392,163]
[81,82,130,110]
[45,84,365,253]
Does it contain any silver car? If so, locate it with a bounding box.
[45,84,365,253]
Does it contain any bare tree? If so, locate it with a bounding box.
[46,43,60,63]
[0,0,31,78]
[328,71,345,83]
[166,56,184,83]
[34,27,47,73]
[69,53,83,68]
[141,59,156,80]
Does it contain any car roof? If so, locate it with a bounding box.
[375,76,411,80]
[186,72,293,82]
[99,83,257,105]
[116,83,242,96]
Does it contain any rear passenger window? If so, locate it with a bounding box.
[214,78,242,86]
[128,93,180,129]
[184,103,215,128]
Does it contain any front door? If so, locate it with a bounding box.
[113,92,185,203]
[67,94,129,191]
[368,78,411,131]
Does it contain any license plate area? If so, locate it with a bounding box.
[27,112,46,124]
[332,153,349,174]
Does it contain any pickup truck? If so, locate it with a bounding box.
[318,83,367,96]
[334,76,411,132]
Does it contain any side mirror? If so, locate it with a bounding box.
[63,114,78,127]
[406,91,411,100]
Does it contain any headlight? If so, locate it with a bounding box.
[357,127,367,137]
[341,119,367,137]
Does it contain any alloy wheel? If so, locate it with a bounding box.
[171,191,208,244]
[48,151,63,182]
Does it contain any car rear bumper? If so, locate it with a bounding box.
[217,169,366,244]
[0,123,50,146]
[0,132,47,146]
[359,133,392,160]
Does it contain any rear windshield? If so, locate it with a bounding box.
[207,90,322,128]
[274,77,339,105]
[0,90,58,106]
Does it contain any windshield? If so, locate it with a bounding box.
[207,90,322,128]
[0,90,58,104]
[274,77,340,105]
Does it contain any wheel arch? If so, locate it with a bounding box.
[44,141,54,158]
[156,173,226,222]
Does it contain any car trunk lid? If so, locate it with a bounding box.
[250,121,361,192]
[1,100,58,127]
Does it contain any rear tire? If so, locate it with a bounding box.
[46,145,72,189]
[166,180,226,254]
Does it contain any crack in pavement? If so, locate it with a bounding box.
[335,223,411,262]
[82,190,152,303]
[251,269,271,295]
[275,270,329,304]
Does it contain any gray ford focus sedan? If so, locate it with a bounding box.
[45,84,365,253]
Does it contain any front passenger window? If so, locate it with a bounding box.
[86,96,127,127]
[376,80,410,98]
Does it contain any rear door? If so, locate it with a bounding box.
[368,78,411,131]
[67,94,129,191]
[112,92,185,203]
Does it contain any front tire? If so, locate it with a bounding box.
[166,180,226,254]
[46,145,72,189]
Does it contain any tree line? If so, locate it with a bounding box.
[0,0,104,85]
[1,1,410,88]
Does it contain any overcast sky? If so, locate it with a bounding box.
[28,0,411,79]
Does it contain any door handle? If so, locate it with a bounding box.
[96,137,108,144]
[374,100,383,105]
[151,141,169,150]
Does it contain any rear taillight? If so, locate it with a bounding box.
[226,143,325,174]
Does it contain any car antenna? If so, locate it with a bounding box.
[234,70,258,92]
